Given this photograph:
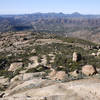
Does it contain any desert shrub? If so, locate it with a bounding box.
[36,65,48,72]
[26,65,49,73]
[0,87,6,91]
[52,54,67,67]
[0,70,13,78]
[67,61,81,72]
[14,66,25,74]
[46,55,51,64]
[38,56,42,63]
[26,68,37,73]
[0,58,10,70]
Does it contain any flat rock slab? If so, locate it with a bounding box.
[3,78,100,100]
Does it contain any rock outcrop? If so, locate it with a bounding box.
[3,78,100,100]
[49,70,67,81]
[82,65,97,76]
[54,71,67,80]
[0,76,9,85]
[8,62,23,71]
[72,52,81,62]
[11,72,46,82]
[49,69,57,78]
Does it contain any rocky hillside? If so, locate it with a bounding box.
[0,31,100,99]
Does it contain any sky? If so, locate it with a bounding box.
[0,0,100,14]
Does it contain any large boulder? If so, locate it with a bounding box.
[72,52,81,62]
[55,71,67,80]
[49,69,57,78]
[82,65,97,76]
[8,62,23,71]
[49,69,67,80]
[72,52,78,62]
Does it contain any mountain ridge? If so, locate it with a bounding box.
[1,12,100,43]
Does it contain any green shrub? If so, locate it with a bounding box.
[26,65,49,73]
[26,68,37,73]
[0,70,13,79]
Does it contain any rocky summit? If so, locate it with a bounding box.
[0,31,100,100]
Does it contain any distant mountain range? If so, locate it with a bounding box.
[1,12,100,43]
[0,12,100,31]
[1,12,100,18]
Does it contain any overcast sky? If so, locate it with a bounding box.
[0,0,100,14]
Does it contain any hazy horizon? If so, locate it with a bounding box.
[0,0,100,15]
[1,12,100,16]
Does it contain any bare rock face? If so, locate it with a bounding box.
[72,52,81,62]
[5,79,56,96]
[82,65,97,76]
[0,77,9,85]
[8,62,23,71]
[11,72,46,83]
[4,78,100,100]
[10,74,23,82]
